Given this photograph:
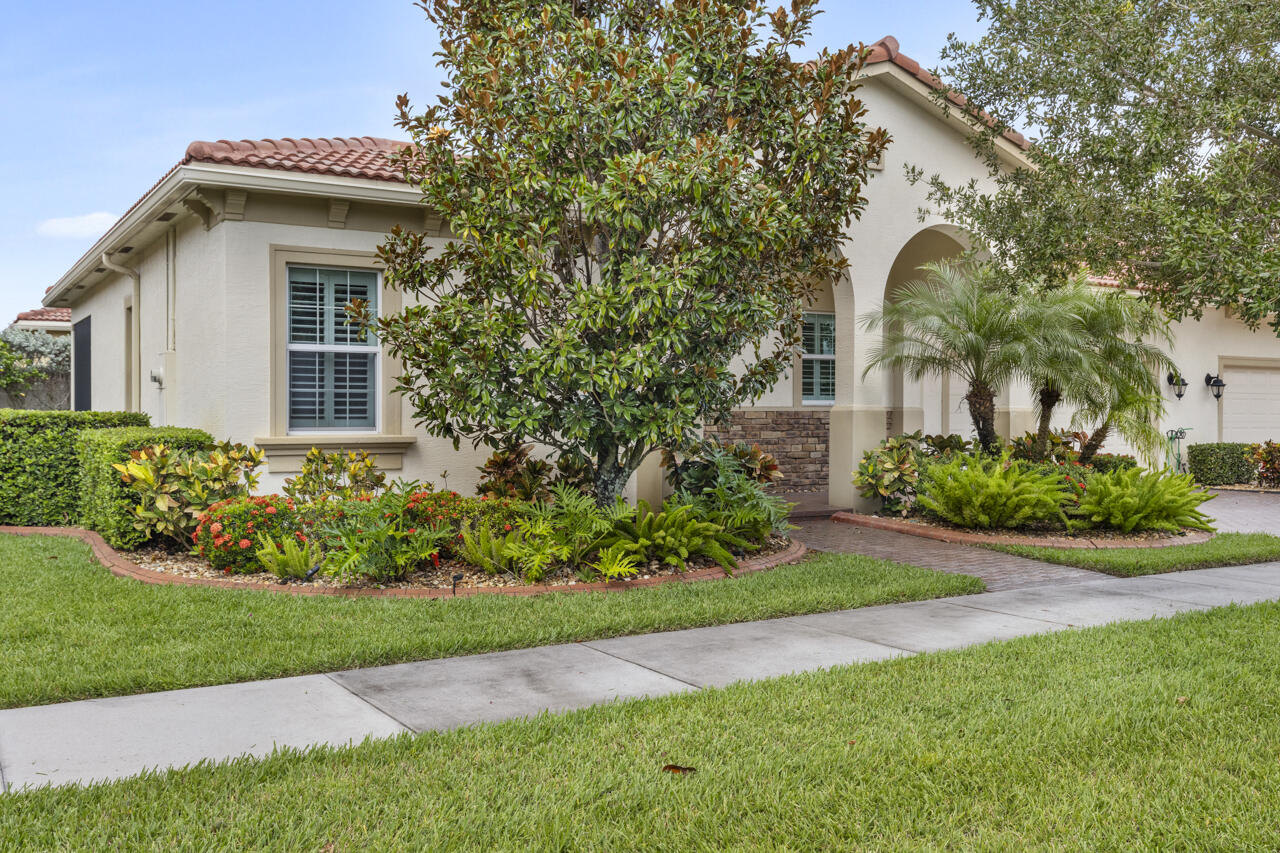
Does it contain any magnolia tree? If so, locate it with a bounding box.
[913,0,1280,332]
[372,0,889,504]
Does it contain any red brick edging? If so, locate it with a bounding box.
[830,512,1215,550]
[0,526,807,599]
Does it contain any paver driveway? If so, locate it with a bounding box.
[1208,490,1280,534]
[792,519,1099,591]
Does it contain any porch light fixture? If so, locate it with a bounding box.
[1205,373,1227,400]
[1167,372,1188,399]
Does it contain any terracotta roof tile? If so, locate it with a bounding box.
[182,136,410,183]
[15,307,71,323]
[864,36,1030,151]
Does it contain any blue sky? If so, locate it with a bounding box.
[0,0,987,324]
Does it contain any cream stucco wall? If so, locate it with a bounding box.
[70,197,539,498]
[823,72,1025,506]
[1050,308,1280,464]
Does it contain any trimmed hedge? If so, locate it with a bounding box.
[77,427,214,549]
[0,410,149,526]
[1187,442,1256,486]
[1088,453,1140,475]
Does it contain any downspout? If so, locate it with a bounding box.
[101,253,141,413]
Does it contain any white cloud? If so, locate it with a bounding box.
[36,212,118,239]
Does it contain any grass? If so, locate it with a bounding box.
[0,533,980,709]
[989,531,1280,576]
[6,601,1280,849]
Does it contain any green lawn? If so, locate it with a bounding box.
[5,601,1280,849]
[989,531,1280,576]
[0,533,980,709]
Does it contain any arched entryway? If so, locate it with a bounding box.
[882,226,968,438]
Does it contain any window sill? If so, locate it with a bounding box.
[801,400,836,407]
[253,434,418,474]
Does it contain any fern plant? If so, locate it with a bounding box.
[458,522,521,576]
[1074,468,1215,532]
[674,462,792,543]
[501,517,570,582]
[602,500,744,574]
[526,482,634,570]
[254,533,322,581]
[590,544,642,581]
[918,453,1068,530]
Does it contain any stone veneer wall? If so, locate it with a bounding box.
[705,409,830,492]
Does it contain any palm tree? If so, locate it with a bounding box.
[1069,292,1176,465]
[861,262,1027,451]
[1020,275,1093,460]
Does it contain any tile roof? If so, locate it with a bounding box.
[15,307,71,323]
[182,136,410,183]
[864,36,1030,151]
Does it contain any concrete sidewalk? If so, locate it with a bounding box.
[4,561,1280,792]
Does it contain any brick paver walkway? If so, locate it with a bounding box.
[1208,490,1280,534]
[793,519,1100,591]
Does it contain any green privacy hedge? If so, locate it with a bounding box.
[77,427,215,549]
[1187,443,1256,486]
[0,410,150,526]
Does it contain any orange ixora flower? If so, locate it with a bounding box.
[238,539,252,549]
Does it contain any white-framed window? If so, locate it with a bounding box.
[286,265,379,432]
[801,312,836,403]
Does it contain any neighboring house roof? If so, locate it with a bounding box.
[8,306,72,335]
[182,136,408,183]
[863,36,1030,151]
[15,307,71,323]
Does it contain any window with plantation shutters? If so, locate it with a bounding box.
[801,313,836,403]
[286,266,379,431]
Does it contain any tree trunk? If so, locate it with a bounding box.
[1033,386,1062,462]
[592,445,633,507]
[965,382,1000,453]
[1079,420,1112,465]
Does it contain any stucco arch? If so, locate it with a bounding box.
[882,225,968,437]
[828,221,977,509]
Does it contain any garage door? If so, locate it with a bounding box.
[1222,364,1280,443]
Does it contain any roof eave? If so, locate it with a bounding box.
[861,62,1034,170]
[43,164,423,309]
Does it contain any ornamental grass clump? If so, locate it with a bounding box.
[1073,468,1215,533]
[918,452,1068,530]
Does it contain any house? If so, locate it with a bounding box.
[8,307,71,337]
[1,307,72,409]
[41,37,1280,507]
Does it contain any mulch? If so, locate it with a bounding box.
[831,512,1215,550]
[0,525,808,599]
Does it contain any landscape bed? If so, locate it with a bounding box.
[124,535,801,595]
[833,510,1214,549]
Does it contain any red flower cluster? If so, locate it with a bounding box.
[194,495,307,574]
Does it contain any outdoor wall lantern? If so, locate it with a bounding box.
[1167,372,1188,399]
[1205,373,1227,400]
